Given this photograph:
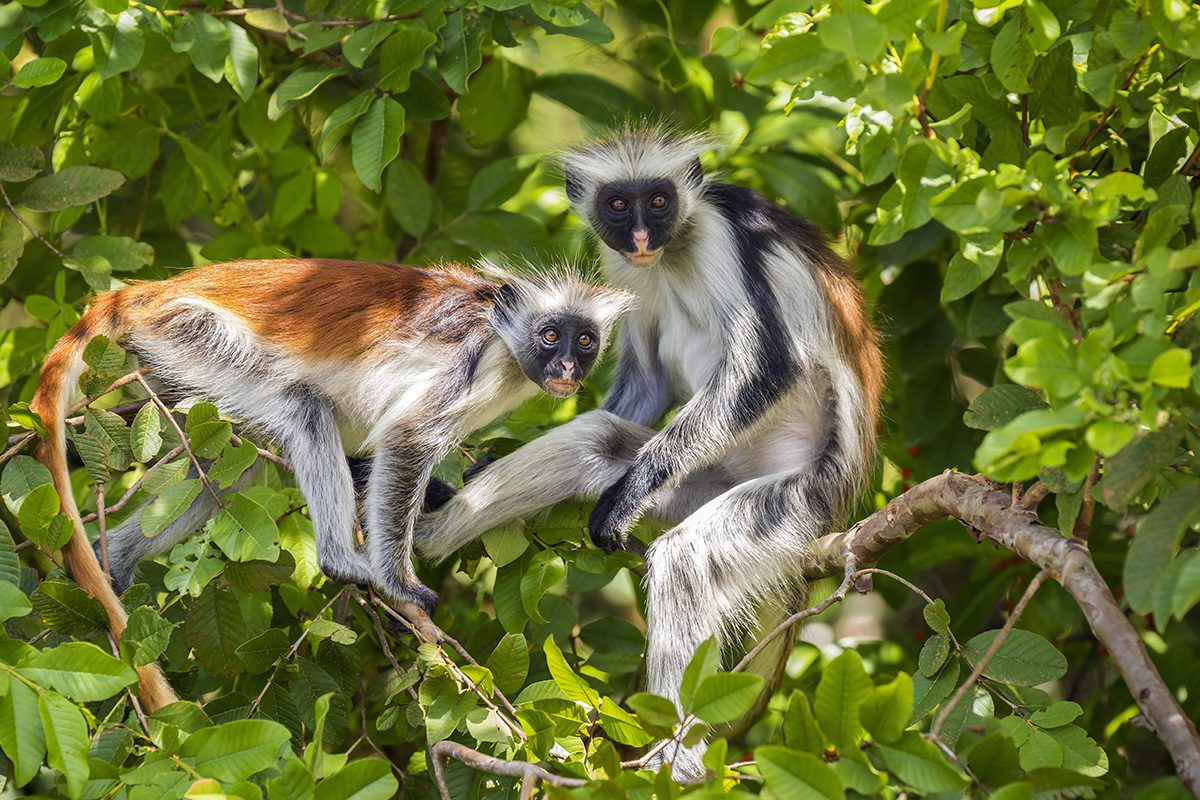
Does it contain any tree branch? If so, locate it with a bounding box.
[807,470,1200,795]
[429,741,586,800]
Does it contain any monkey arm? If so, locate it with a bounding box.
[588,330,799,551]
[601,319,672,427]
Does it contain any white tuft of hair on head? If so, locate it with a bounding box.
[557,122,717,224]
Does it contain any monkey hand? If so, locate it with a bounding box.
[588,473,645,553]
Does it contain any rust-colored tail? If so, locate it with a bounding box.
[29,291,178,712]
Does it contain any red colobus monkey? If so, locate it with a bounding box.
[31,258,631,710]
[416,129,884,777]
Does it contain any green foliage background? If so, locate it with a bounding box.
[0,0,1199,796]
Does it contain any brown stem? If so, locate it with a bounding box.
[0,183,63,258]
[96,483,109,574]
[1078,45,1159,156]
[248,587,347,717]
[429,741,586,800]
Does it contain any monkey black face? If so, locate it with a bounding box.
[588,180,679,268]
[523,313,601,397]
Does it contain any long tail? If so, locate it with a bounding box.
[29,291,178,712]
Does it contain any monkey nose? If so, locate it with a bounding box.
[633,228,650,249]
[561,360,576,380]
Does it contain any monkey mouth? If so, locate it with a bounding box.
[624,249,662,268]
[545,378,580,397]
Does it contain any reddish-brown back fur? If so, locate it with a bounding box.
[121,259,497,361]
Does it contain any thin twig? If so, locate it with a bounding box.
[0,183,63,258]
[81,445,187,524]
[108,633,150,735]
[1078,45,1159,156]
[248,587,347,717]
[1019,481,1049,509]
[1073,456,1101,542]
[134,375,222,507]
[931,569,1049,737]
[229,433,291,470]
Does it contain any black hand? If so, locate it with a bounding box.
[588,473,643,553]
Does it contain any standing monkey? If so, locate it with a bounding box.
[416,128,884,776]
[32,259,630,710]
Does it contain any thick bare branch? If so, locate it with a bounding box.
[429,741,586,800]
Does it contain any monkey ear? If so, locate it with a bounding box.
[564,169,585,203]
[686,157,704,188]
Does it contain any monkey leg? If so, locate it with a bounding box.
[263,386,369,587]
[100,461,262,594]
[363,440,440,615]
[642,470,830,780]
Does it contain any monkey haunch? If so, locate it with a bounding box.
[31,258,630,710]
[417,129,884,779]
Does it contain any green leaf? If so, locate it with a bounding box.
[942,234,1004,302]
[186,402,232,459]
[208,438,258,490]
[542,634,598,708]
[438,10,484,95]
[70,235,153,273]
[485,633,529,697]
[1123,482,1200,614]
[458,58,535,148]
[0,581,30,623]
[351,96,406,193]
[691,672,764,724]
[341,22,392,69]
[224,20,259,101]
[918,633,950,677]
[0,678,46,786]
[912,658,960,720]
[962,629,1067,686]
[20,642,138,702]
[1085,420,1134,457]
[31,578,107,637]
[814,649,872,750]
[0,142,44,181]
[39,691,89,799]
[18,483,61,539]
[1148,348,1192,388]
[1171,550,1200,619]
[377,28,437,93]
[318,93,373,164]
[1095,420,1185,510]
[1040,217,1097,276]
[181,719,291,782]
[532,73,650,125]
[818,13,886,62]
[1004,337,1081,399]
[314,758,398,800]
[210,493,279,563]
[520,549,564,623]
[627,692,679,730]
[93,11,144,78]
[2,455,53,516]
[176,12,231,82]
[20,167,124,212]
[1029,701,1083,729]
[235,627,289,673]
[861,673,913,743]
[12,57,66,88]
[876,731,969,792]
[756,745,845,799]
[746,32,840,85]
[268,67,344,121]
[783,690,825,753]
[0,213,23,283]
[991,17,1034,92]
[185,582,248,677]
[121,606,174,667]
[140,479,202,538]
[677,637,720,713]
[598,697,654,746]
[384,159,433,237]
[129,403,163,463]
[468,156,535,210]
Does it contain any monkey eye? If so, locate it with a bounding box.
[540,327,560,345]
[577,332,594,348]
[649,193,669,209]
[608,197,628,212]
